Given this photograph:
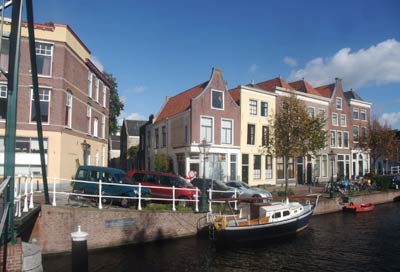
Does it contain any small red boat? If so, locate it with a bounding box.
[342,203,374,212]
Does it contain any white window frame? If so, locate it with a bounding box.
[93,117,98,137]
[87,105,92,135]
[353,125,359,142]
[30,88,51,125]
[343,131,349,148]
[66,91,72,128]
[360,109,367,121]
[340,114,347,127]
[249,99,257,115]
[221,119,233,145]
[200,116,214,143]
[332,113,338,126]
[308,106,316,118]
[88,71,93,98]
[0,84,7,121]
[261,101,268,117]
[102,86,107,107]
[330,130,336,147]
[211,89,224,110]
[318,108,326,119]
[336,97,342,110]
[102,114,106,139]
[337,131,343,148]
[95,78,99,102]
[353,108,359,120]
[35,41,53,77]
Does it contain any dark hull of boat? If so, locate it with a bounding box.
[212,209,313,243]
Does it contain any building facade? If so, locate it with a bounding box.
[0,21,110,182]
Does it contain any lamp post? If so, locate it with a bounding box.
[328,150,336,198]
[198,139,211,212]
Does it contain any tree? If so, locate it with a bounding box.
[105,72,124,135]
[127,145,139,159]
[356,117,397,174]
[263,93,327,196]
[154,154,171,173]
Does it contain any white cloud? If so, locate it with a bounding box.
[117,111,147,125]
[90,55,104,72]
[248,64,259,74]
[283,56,297,67]
[379,112,400,128]
[289,39,400,89]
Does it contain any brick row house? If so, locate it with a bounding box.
[0,21,110,183]
[138,69,371,185]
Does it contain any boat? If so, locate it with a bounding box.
[208,196,319,243]
[393,196,400,202]
[342,202,374,212]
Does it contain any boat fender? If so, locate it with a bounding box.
[214,216,227,231]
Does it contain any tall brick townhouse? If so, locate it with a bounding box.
[139,68,241,181]
[0,21,111,182]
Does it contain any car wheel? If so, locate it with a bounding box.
[120,196,130,208]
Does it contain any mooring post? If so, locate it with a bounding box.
[71,225,88,272]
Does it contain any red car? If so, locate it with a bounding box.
[127,170,199,206]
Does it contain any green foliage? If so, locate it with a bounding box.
[127,145,139,159]
[105,72,124,136]
[374,175,391,191]
[154,153,171,173]
[140,203,193,212]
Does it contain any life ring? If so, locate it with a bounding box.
[214,216,227,231]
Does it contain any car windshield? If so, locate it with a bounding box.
[240,182,250,189]
[115,173,131,183]
[212,180,231,191]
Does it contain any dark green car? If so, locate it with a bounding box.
[71,166,151,207]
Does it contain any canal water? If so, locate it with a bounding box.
[43,202,400,272]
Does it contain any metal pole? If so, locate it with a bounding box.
[4,0,23,244]
[26,0,50,204]
[330,159,334,198]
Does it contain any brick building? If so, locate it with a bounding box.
[0,21,110,183]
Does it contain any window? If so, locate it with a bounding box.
[330,131,336,147]
[86,105,91,134]
[93,117,98,137]
[308,107,315,118]
[318,109,326,119]
[340,114,347,127]
[361,109,367,121]
[337,131,343,148]
[249,100,257,115]
[14,137,48,153]
[353,126,359,142]
[321,155,328,177]
[265,155,272,179]
[343,132,349,148]
[332,113,338,126]
[247,124,255,145]
[242,154,249,183]
[0,38,9,72]
[102,86,107,107]
[262,126,269,146]
[288,157,294,179]
[31,88,50,124]
[35,42,53,76]
[361,127,367,140]
[253,155,261,180]
[102,114,106,138]
[261,101,268,117]
[162,126,167,147]
[277,157,284,179]
[0,84,7,120]
[230,154,237,181]
[95,78,99,102]
[336,97,342,110]
[155,128,159,148]
[65,91,72,128]
[200,116,213,143]
[221,119,232,144]
[353,108,359,120]
[211,90,224,109]
[87,72,93,97]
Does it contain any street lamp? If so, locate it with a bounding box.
[328,150,337,198]
[198,139,211,212]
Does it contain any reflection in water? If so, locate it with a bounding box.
[44,202,400,272]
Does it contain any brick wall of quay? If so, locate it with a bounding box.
[31,206,205,254]
[0,239,22,272]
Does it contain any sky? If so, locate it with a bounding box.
[30,0,400,129]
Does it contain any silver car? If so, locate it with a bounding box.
[226,181,272,200]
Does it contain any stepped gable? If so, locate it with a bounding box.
[255,77,295,92]
[289,79,321,96]
[315,83,336,98]
[154,81,208,123]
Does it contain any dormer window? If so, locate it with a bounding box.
[211,89,224,110]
